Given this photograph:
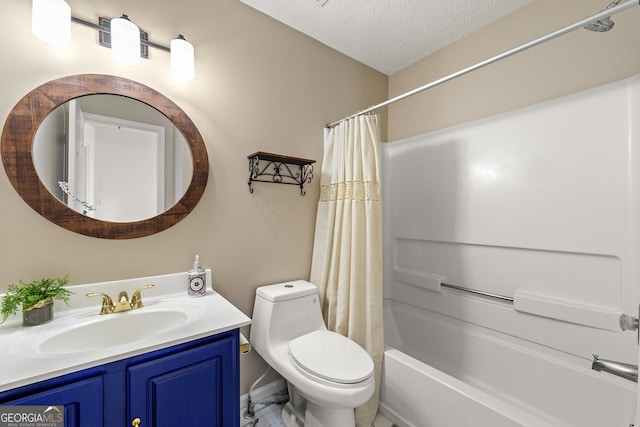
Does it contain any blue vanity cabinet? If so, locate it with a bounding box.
[0,374,104,427]
[127,333,238,427]
[0,330,240,427]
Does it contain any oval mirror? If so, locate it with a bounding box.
[1,74,208,239]
[34,94,194,223]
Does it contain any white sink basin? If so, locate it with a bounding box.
[7,301,202,357]
[38,309,189,354]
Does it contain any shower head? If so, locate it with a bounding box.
[584,16,615,32]
[584,0,622,32]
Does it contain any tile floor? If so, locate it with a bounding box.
[241,405,397,427]
[372,413,398,427]
[240,401,283,427]
[239,378,398,427]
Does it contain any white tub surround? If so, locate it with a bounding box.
[381,74,640,426]
[0,270,251,392]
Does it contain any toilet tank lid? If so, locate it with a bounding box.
[256,280,318,302]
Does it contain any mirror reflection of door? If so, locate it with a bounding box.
[32,94,193,223]
[83,113,164,222]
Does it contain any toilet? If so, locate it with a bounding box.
[250,280,375,427]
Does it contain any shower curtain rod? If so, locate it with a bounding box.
[326,0,639,128]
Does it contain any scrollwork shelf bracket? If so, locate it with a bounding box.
[247,151,315,196]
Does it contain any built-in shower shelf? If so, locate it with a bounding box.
[247,151,315,196]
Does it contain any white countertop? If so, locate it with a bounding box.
[0,270,251,392]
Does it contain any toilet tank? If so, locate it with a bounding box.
[251,280,327,351]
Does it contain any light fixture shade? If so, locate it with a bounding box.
[171,35,195,81]
[111,15,140,65]
[32,0,71,47]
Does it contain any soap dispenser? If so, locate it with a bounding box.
[187,255,206,297]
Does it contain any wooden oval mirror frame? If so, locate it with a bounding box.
[1,74,209,239]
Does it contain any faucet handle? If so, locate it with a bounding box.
[86,292,114,315]
[619,304,640,344]
[131,284,155,309]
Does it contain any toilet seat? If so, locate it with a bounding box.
[288,330,374,384]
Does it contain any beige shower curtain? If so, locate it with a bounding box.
[310,115,383,427]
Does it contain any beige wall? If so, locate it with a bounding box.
[0,0,387,393]
[388,0,640,141]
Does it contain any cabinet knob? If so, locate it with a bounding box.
[132,418,141,427]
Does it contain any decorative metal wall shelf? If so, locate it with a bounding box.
[247,151,315,196]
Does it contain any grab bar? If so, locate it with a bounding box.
[442,283,640,334]
[395,268,638,331]
[441,282,514,303]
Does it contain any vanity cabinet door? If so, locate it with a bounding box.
[127,335,239,427]
[2,376,104,427]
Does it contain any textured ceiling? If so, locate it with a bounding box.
[237,0,533,75]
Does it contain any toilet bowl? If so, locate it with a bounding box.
[250,280,375,427]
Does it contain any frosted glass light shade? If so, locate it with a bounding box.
[32,0,71,47]
[111,15,140,65]
[171,35,195,81]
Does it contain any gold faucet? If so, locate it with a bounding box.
[87,284,155,315]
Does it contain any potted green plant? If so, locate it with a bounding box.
[1,274,73,326]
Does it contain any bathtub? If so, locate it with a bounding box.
[379,349,552,427]
[378,300,636,427]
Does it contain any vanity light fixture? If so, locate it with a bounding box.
[171,35,195,81]
[30,1,195,80]
[31,0,71,47]
[110,14,141,66]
